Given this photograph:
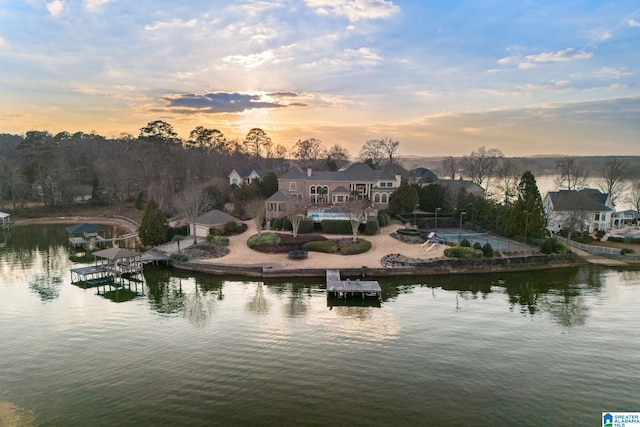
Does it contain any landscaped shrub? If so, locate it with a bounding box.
[298,218,314,234]
[271,217,282,230]
[339,239,372,255]
[621,248,635,255]
[247,232,281,248]
[444,246,483,259]
[382,211,391,225]
[223,221,239,234]
[482,243,494,258]
[397,228,421,236]
[170,253,189,262]
[321,219,353,234]
[377,212,388,227]
[364,217,380,235]
[282,218,293,231]
[459,239,471,247]
[208,235,229,246]
[168,224,189,239]
[473,242,482,250]
[596,230,606,240]
[302,240,338,253]
[540,238,571,254]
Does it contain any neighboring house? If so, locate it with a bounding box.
[70,185,93,203]
[265,163,401,221]
[612,209,639,227]
[433,179,486,198]
[408,167,438,186]
[228,163,270,186]
[544,188,614,234]
[190,209,242,238]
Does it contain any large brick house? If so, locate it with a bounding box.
[265,163,401,221]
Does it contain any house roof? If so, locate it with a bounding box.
[237,162,269,178]
[279,162,399,183]
[333,185,350,193]
[410,167,438,185]
[0,212,9,219]
[267,190,291,202]
[65,223,105,234]
[435,179,485,194]
[195,209,240,226]
[546,188,612,212]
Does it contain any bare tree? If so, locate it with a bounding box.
[244,197,266,235]
[343,198,369,241]
[286,195,308,237]
[555,157,589,190]
[358,139,385,169]
[598,158,628,205]
[628,181,640,214]
[292,138,326,169]
[378,137,400,166]
[243,128,272,158]
[0,156,26,209]
[440,156,459,180]
[176,184,215,244]
[495,158,521,204]
[325,144,350,171]
[461,146,504,190]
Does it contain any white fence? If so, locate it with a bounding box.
[553,235,622,256]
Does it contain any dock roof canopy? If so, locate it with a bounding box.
[92,247,141,260]
[66,223,105,234]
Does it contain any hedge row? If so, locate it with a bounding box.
[320,219,354,234]
[302,240,338,253]
[397,228,421,236]
[608,236,640,244]
[444,246,483,259]
[339,239,372,255]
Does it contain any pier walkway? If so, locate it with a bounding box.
[326,269,381,299]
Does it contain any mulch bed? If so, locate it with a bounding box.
[253,233,364,254]
[182,243,230,259]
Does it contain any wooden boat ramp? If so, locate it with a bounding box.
[326,269,381,299]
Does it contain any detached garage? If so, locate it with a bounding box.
[190,210,242,238]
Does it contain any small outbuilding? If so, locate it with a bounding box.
[191,209,242,238]
[0,212,11,230]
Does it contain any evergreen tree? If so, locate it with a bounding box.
[389,183,419,214]
[506,171,547,239]
[139,196,168,246]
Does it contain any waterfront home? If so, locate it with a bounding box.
[266,162,401,221]
[544,188,614,234]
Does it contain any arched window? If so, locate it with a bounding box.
[381,193,388,203]
[374,194,381,203]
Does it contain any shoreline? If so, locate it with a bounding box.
[14,215,634,278]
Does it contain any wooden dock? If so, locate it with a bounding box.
[326,269,381,299]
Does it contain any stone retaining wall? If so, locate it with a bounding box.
[172,253,582,279]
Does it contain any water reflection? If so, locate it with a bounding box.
[144,266,186,315]
[2,225,629,330]
[246,283,270,315]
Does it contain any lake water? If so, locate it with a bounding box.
[1,224,639,426]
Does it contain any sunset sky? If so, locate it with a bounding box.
[1,0,639,157]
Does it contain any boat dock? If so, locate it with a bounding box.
[326,269,381,299]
